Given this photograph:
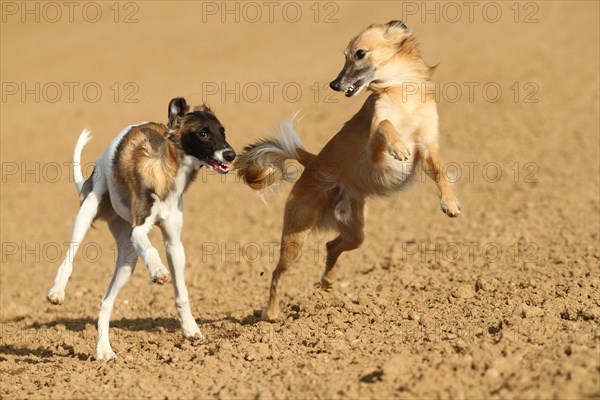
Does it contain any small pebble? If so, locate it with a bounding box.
[452,284,476,299]
[408,310,420,321]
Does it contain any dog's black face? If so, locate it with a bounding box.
[168,97,236,174]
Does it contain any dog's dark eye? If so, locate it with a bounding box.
[355,49,366,60]
[197,130,208,138]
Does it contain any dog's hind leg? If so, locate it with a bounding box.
[47,177,107,305]
[159,206,202,339]
[262,188,324,321]
[320,198,366,288]
[96,216,137,361]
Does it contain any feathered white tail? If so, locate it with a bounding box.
[73,129,92,193]
[234,117,315,191]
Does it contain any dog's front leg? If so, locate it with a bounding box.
[160,205,203,339]
[369,119,411,165]
[422,145,461,217]
[416,141,460,220]
[130,194,171,284]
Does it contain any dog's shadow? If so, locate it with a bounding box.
[27,314,252,333]
[0,311,271,363]
[0,344,61,364]
[29,316,179,333]
[24,310,286,335]
[24,312,267,338]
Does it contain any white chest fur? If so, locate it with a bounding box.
[155,155,201,221]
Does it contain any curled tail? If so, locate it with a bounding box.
[73,129,92,193]
[235,118,315,191]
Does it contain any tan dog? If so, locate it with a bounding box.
[235,21,461,321]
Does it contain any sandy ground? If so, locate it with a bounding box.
[1,1,599,399]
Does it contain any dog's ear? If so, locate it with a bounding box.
[384,20,412,37]
[168,97,189,129]
[193,104,214,114]
[386,20,408,31]
[384,20,412,48]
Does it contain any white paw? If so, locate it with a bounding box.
[151,266,171,285]
[96,345,116,361]
[182,323,205,340]
[46,289,65,305]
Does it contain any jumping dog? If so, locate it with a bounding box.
[235,21,461,321]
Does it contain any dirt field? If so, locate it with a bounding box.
[1,1,599,399]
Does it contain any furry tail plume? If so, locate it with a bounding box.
[235,118,315,191]
[73,129,92,193]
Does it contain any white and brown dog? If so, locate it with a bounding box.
[235,21,461,321]
[46,97,235,360]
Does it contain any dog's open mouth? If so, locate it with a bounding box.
[203,157,231,174]
[344,80,363,97]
